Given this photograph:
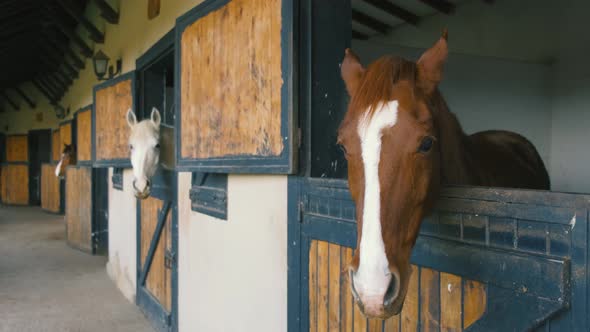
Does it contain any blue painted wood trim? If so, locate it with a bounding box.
[137,287,172,332]
[174,0,298,174]
[91,70,136,168]
[189,172,228,220]
[111,167,124,191]
[136,29,174,70]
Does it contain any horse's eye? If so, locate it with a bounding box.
[338,144,347,155]
[418,137,434,153]
[155,144,161,149]
[129,145,134,150]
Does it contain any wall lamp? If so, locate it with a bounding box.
[92,50,122,81]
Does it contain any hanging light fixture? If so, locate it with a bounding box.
[92,50,122,81]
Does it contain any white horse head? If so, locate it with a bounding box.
[126,107,161,199]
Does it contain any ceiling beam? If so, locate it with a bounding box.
[418,0,455,15]
[38,76,63,100]
[0,91,20,111]
[352,9,391,34]
[362,0,420,26]
[42,31,86,69]
[44,73,67,94]
[13,87,36,109]
[46,12,94,57]
[93,0,119,24]
[32,79,58,105]
[56,0,105,43]
[352,30,369,40]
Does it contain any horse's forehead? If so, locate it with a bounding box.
[130,121,159,143]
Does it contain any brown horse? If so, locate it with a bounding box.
[55,144,76,178]
[337,30,550,319]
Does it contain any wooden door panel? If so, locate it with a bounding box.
[0,164,29,205]
[65,166,93,252]
[140,196,172,312]
[41,163,61,213]
[76,107,92,163]
[6,135,28,162]
[308,240,486,332]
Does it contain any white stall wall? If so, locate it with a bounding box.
[106,168,137,302]
[178,173,288,332]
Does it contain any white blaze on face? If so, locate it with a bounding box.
[129,121,160,192]
[354,100,399,303]
[55,157,63,177]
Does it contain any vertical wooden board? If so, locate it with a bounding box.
[368,319,383,332]
[309,240,318,332]
[41,164,60,212]
[52,130,61,162]
[420,268,440,332]
[341,247,353,332]
[76,109,92,162]
[353,297,367,332]
[6,135,28,162]
[328,243,341,331]
[0,165,8,203]
[384,314,400,332]
[317,241,329,332]
[401,265,419,332]
[65,167,92,251]
[140,197,172,312]
[60,122,72,146]
[148,0,160,19]
[95,79,133,162]
[440,273,462,332]
[6,165,29,204]
[463,280,486,329]
[180,0,284,160]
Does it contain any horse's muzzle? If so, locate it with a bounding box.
[133,179,151,199]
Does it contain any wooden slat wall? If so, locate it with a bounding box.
[65,167,93,251]
[309,240,487,332]
[6,135,28,162]
[0,164,29,205]
[140,197,172,312]
[180,0,284,159]
[60,122,72,146]
[95,79,133,162]
[52,130,61,162]
[40,163,61,213]
[76,109,92,162]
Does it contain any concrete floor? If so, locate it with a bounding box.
[0,205,154,332]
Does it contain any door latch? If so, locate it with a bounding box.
[164,249,175,269]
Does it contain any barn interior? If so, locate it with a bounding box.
[310,0,590,195]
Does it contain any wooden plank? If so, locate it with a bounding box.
[463,280,486,329]
[65,167,92,251]
[1,164,29,204]
[76,109,92,161]
[384,314,400,332]
[180,0,284,160]
[317,241,329,332]
[6,135,28,162]
[41,163,61,213]
[95,78,133,162]
[420,268,440,331]
[52,130,61,162]
[341,247,353,332]
[353,299,367,332]
[60,122,72,146]
[328,243,341,331]
[401,265,419,332]
[368,319,382,332]
[309,240,318,332]
[140,197,172,312]
[440,273,462,332]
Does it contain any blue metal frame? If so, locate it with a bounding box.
[92,71,137,168]
[74,104,93,167]
[111,167,124,190]
[288,178,589,331]
[135,29,179,332]
[189,172,228,220]
[174,0,298,174]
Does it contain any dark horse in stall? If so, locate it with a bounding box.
[337,29,550,318]
[55,144,76,178]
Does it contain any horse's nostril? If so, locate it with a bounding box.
[383,273,399,307]
[146,179,151,187]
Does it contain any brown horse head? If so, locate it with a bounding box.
[337,31,448,318]
[55,143,76,178]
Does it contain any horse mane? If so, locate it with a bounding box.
[349,56,418,117]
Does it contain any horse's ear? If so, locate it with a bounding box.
[341,48,365,97]
[126,109,137,128]
[417,29,449,95]
[150,107,161,128]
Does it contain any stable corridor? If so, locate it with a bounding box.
[0,205,153,332]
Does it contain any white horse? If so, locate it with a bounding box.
[126,107,161,199]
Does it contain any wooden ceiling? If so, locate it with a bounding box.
[0,0,119,112]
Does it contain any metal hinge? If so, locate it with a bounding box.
[164,249,175,269]
[298,197,305,223]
